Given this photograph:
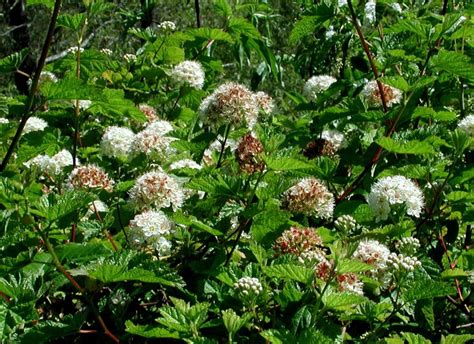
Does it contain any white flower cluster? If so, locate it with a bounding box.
[129,170,186,211]
[283,177,335,219]
[321,130,345,151]
[23,116,48,134]
[458,114,474,136]
[362,80,402,108]
[334,215,357,233]
[25,149,74,175]
[124,54,137,63]
[172,61,205,89]
[129,210,174,256]
[100,48,113,55]
[0,118,9,124]
[352,239,390,271]
[365,0,376,24]
[158,21,176,31]
[169,159,202,171]
[100,126,135,159]
[368,175,424,222]
[387,253,421,271]
[199,82,259,130]
[67,165,114,192]
[67,46,84,54]
[77,100,92,110]
[29,71,58,87]
[129,120,176,159]
[138,104,158,123]
[253,91,275,115]
[395,237,420,255]
[234,277,263,296]
[337,273,364,295]
[303,75,337,102]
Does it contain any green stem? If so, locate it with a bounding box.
[216,124,231,168]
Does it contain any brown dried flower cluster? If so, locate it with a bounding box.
[235,134,265,174]
[67,165,114,192]
[273,226,323,256]
[303,138,337,159]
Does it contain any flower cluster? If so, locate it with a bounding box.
[169,159,202,171]
[362,81,402,108]
[199,82,259,129]
[138,104,158,123]
[273,226,323,256]
[158,21,176,31]
[25,149,74,176]
[100,48,113,55]
[367,175,424,222]
[123,54,137,63]
[387,253,421,272]
[202,136,237,166]
[0,118,9,124]
[395,237,420,255]
[334,215,357,233]
[128,170,185,211]
[352,240,390,271]
[235,133,265,174]
[172,61,205,89]
[365,0,376,24]
[234,277,263,296]
[253,91,275,115]
[129,210,174,256]
[67,165,114,192]
[283,177,335,219]
[100,126,135,159]
[24,116,48,134]
[129,120,176,159]
[303,75,337,102]
[337,273,364,295]
[458,114,474,136]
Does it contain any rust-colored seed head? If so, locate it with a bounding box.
[273,226,323,256]
[235,133,265,174]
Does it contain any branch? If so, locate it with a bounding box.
[194,0,201,28]
[0,0,62,173]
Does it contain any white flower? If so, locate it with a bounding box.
[145,119,174,136]
[24,154,52,172]
[67,165,114,192]
[23,116,48,134]
[283,178,335,219]
[129,170,186,211]
[123,54,137,63]
[353,239,390,271]
[158,21,176,31]
[303,75,337,102]
[138,104,158,123]
[199,82,259,130]
[76,100,92,110]
[100,48,113,55]
[234,277,263,296]
[101,126,135,159]
[368,175,424,222]
[51,149,74,169]
[29,71,58,87]
[83,200,109,219]
[129,130,176,160]
[458,115,474,136]
[24,149,74,175]
[395,237,420,255]
[362,80,402,108]
[338,0,347,7]
[337,273,364,295]
[321,130,345,151]
[325,25,336,39]
[365,0,376,25]
[0,118,9,124]
[390,3,402,13]
[334,215,357,233]
[169,159,202,170]
[129,210,174,255]
[253,91,275,115]
[172,61,205,89]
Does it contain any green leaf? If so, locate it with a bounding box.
[173,212,223,236]
[260,329,293,344]
[229,18,261,40]
[57,13,86,31]
[412,107,457,122]
[440,268,469,279]
[403,279,456,302]
[264,264,314,284]
[0,49,29,74]
[440,334,474,344]
[337,259,373,274]
[214,0,232,19]
[389,19,429,38]
[250,209,291,243]
[376,137,435,155]
[431,50,474,82]
[26,0,54,8]
[125,321,180,339]
[401,332,432,344]
[415,299,435,330]
[55,243,114,263]
[446,191,474,203]
[380,76,410,92]
[189,28,233,43]
[264,156,314,171]
[222,309,249,337]
[322,291,366,311]
[289,5,333,45]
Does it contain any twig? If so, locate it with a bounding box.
[216,124,231,168]
[0,0,62,173]
[194,0,201,28]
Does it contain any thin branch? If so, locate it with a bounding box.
[194,0,201,28]
[0,23,28,37]
[0,0,62,173]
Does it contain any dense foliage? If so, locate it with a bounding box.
[0,0,473,343]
